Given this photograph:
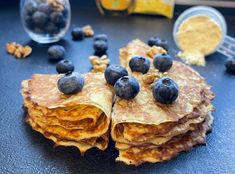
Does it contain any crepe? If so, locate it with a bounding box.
[22,73,113,154]
[111,39,215,165]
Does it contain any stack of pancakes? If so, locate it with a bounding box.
[111,40,215,165]
[21,73,113,154]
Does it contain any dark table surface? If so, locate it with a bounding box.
[0,5,235,174]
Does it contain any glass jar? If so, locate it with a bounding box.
[173,6,227,55]
[20,0,71,43]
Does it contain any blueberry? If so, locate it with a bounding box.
[225,58,235,74]
[56,59,74,74]
[32,11,48,28]
[57,72,84,95]
[48,45,66,60]
[129,56,150,74]
[94,34,108,42]
[46,22,59,34]
[153,54,173,72]
[24,1,37,16]
[93,40,108,55]
[50,12,65,26]
[152,77,178,104]
[148,37,169,51]
[71,27,84,40]
[24,16,34,30]
[104,65,128,86]
[38,3,52,14]
[114,76,140,100]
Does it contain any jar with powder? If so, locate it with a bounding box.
[173,6,227,66]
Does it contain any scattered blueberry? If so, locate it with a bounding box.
[114,76,140,100]
[93,40,108,55]
[24,1,37,15]
[129,56,150,74]
[48,45,66,60]
[153,54,173,72]
[152,77,178,104]
[225,58,235,74]
[32,11,48,28]
[104,65,128,86]
[148,37,169,51]
[56,59,75,74]
[71,27,84,40]
[57,72,84,95]
[94,34,108,42]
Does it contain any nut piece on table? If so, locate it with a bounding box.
[147,46,167,58]
[6,42,32,59]
[23,46,32,58]
[82,25,94,37]
[89,55,110,73]
[6,42,17,54]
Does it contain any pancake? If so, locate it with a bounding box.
[111,39,215,165]
[22,73,113,154]
[117,114,213,165]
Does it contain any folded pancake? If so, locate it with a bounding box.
[21,73,113,154]
[111,39,215,165]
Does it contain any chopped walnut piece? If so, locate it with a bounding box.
[14,46,25,58]
[89,55,110,73]
[23,46,32,58]
[147,46,167,58]
[82,25,94,37]
[48,0,64,11]
[6,42,17,54]
[6,42,32,59]
[142,70,160,84]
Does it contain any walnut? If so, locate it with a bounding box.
[142,70,160,84]
[6,42,17,54]
[89,55,110,73]
[48,0,64,11]
[89,55,110,65]
[142,69,169,85]
[6,42,32,59]
[14,46,25,58]
[82,25,94,37]
[23,46,32,58]
[147,46,167,58]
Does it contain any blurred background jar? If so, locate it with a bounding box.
[96,0,136,16]
[20,0,71,43]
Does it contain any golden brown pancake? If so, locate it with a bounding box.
[111,39,215,165]
[22,73,113,154]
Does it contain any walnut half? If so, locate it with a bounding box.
[147,46,167,58]
[6,42,32,59]
[82,25,94,37]
[89,55,110,73]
